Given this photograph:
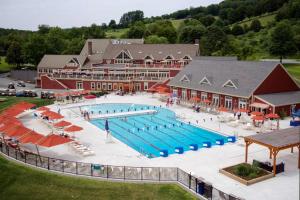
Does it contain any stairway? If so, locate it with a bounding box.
[41,75,69,89]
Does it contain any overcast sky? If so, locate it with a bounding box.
[0,0,222,30]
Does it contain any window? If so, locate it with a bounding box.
[76,82,83,89]
[182,55,191,60]
[91,82,95,90]
[223,80,237,89]
[180,75,190,82]
[115,51,132,64]
[102,83,107,90]
[191,91,197,97]
[239,98,247,109]
[199,77,211,85]
[165,55,173,60]
[144,55,153,60]
[212,94,219,106]
[201,92,207,101]
[97,82,101,90]
[144,82,148,90]
[108,83,112,90]
[225,96,233,109]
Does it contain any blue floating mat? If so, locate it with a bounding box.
[227,136,236,143]
[189,144,198,151]
[203,141,212,148]
[216,139,224,145]
[160,150,168,157]
[175,147,184,154]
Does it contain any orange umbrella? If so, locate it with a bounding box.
[202,99,211,104]
[42,111,64,120]
[18,132,44,144]
[54,120,72,127]
[265,113,279,119]
[218,107,228,112]
[3,126,31,138]
[251,111,264,116]
[37,106,50,111]
[190,96,201,102]
[238,108,249,113]
[37,134,72,147]
[0,123,22,132]
[252,115,264,121]
[64,125,83,132]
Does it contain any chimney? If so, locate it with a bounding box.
[88,41,93,55]
[194,39,199,45]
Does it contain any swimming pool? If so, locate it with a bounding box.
[86,103,229,158]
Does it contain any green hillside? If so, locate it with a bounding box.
[284,63,300,84]
[234,12,277,27]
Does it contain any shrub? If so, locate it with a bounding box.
[233,163,260,178]
[278,110,287,120]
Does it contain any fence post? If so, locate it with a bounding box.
[15,149,18,160]
[195,178,198,193]
[24,152,27,163]
[62,160,64,172]
[177,168,179,181]
[76,162,78,174]
[141,167,143,180]
[7,146,9,156]
[35,154,38,166]
[48,157,50,170]
[91,164,93,176]
[123,166,125,180]
[159,167,161,181]
[107,165,109,179]
[189,172,191,189]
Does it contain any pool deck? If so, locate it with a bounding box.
[89,109,157,119]
[19,93,299,200]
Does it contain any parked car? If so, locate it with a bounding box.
[41,91,55,99]
[8,82,15,89]
[7,89,16,96]
[16,90,25,97]
[16,81,26,87]
[23,90,37,97]
[0,88,8,96]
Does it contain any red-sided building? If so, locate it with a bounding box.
[168,59,300,116]
[36,39,200,92]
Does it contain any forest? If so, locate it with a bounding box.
[0,0,299,68]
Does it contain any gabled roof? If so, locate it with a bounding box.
[255,91,300,106]
[169,60,280,98]
[37,55,87,69]
[103,44,199,60]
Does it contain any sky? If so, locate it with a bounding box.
[0,0,222,30]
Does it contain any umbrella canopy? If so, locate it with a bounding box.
[251,111,264,116]
[202,99,211,104]
[37,134,72,147]
[265,113,280,119]
[37,106,50,111]
[54,120,72,127]
[238,108,249,113]
[3,125,31,138]
[0,116,21,126]
[42,111,64,120]
[190,96,201,102]
[147,88,157,93]
[252,115,265,121]
[218,107,228,112]
[64,125,83,132]
[84,95,97,99]
[18,132,44,144]
[105,120,109,131]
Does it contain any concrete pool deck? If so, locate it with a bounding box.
[19,93,299,200]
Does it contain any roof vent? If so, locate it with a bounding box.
[177,51,182,54]
[138,51,142,54]
[158,51,162,54]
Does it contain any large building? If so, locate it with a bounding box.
[168,59,300,115]
[36,39,200,91]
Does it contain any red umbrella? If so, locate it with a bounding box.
[37,134,72,147]
[54,120,72,127]
[237,108,249,113]
[84,95,96,99]
[64,125,83,132]
[252,115,264,121]
[218,107,228,112]
[42,111,64,120]
[265,113,279,119]
[251,111,264,116]
[202,99,211,104]
[3,125,31,138]
[0,124,23,134]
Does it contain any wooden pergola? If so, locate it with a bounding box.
[244,127,300,176]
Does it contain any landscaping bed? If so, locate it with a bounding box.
[219,163,273,186]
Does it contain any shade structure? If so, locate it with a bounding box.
[0,116,21,126]
[252,115,265,121]
[218,107,228,112]
[84,95,96,99]
[238,108,249,113]
[37,134,72,147]
[37,106,50,111]
[251,111,264,116]
[105,120,109,131]
[18,132,44,144]
[0,124,23,133]
[190,96,201,102]
[265,113,280,119]
[158,90,171,95]
[2,125,31,138]
[2,102,36,117]
[42,111,64,120]
[54,120,72,128]
[147,88,157,93]
[64,125,83,132]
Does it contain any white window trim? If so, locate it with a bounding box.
[180,74,190,82]
[199,77,211,85]
[223,80,237,89]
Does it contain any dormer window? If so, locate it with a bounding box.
[223,80,238,89]
[182,55,191,60]
[165,55,173,60]
[199,77,211,85]
[144,55,153,60]
[180,74,190,82]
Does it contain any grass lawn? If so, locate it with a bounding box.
[284,64,300,85]
[0,96,54,112]
[234,13,276,27]
[0,56,15,73]
[171,19,184,30]
[0,155,196,200]
[106,28,128,38]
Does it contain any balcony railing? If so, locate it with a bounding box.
[51,74,168,81]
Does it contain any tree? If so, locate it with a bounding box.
[250,19,262,32]
[200,25,228,55]
[6,41,23,67]
[108,20,117,29]
[179,25,206,43]
[127,22,145,38]
[46,27,66,54]
[145,20,177,43]
[84,24,105,39]
[38,24,50,34]
[199,15,215,27]
[119,10,144,28]
[231,24,244,36]
[23,34,47,65]
[145,35,169,44]
[269,22,297,62]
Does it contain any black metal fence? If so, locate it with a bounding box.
[0,142,241,200]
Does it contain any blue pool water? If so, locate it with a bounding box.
[86,103,228,158]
